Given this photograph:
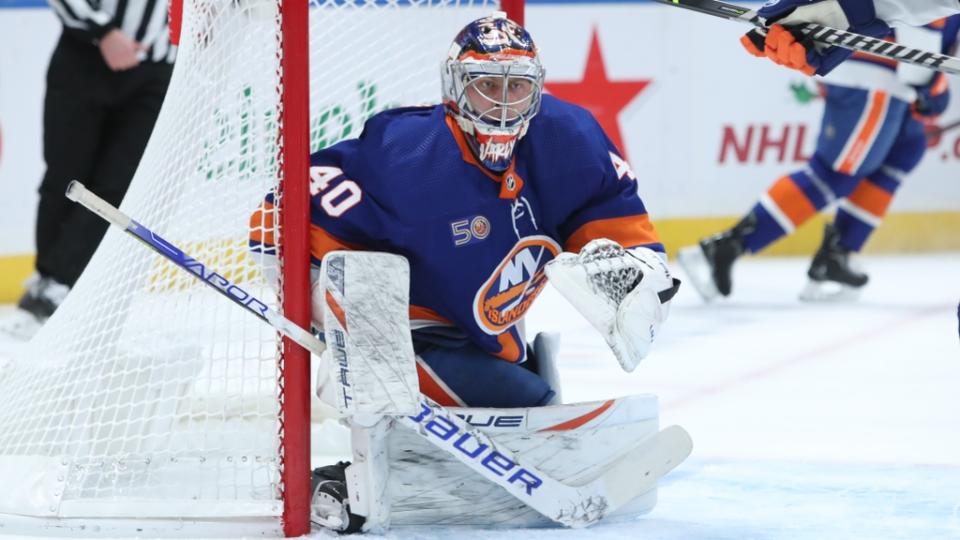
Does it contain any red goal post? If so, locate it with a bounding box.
[0,0,523,537]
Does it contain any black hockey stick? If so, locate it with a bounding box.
[654,0,960,76]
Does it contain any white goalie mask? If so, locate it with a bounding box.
[441,13,545,173]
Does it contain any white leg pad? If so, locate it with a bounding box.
[346,418,392,532]
[532,332,563,404]
[384,395,685,527]
[316,251,420,417]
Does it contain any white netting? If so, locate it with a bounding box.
[0,0,497,535]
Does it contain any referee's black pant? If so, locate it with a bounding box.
[35,33,172,287]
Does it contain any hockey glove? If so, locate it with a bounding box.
[545,239,680,372]
[740,0,891,76]
[913,72,950,120]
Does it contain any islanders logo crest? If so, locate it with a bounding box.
[473,235,561,335]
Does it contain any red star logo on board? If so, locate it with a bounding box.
[544,27,651,160]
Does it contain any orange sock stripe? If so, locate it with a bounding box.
[767,176,817,227]
[847,180,893,218]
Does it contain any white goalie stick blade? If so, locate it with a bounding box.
[598,425,692,510]
[400,399,692,528]
[320,251,420,417]
[675,246,721,302]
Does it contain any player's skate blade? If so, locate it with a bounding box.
[676,246,720,302]
[798,279,862,302]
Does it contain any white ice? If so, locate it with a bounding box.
[332,253,960,540]
[2,254,959,539]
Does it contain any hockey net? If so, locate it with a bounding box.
[0,0,509,536]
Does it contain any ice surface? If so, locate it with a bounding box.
[1,254,958,538]
[341,254,960,539]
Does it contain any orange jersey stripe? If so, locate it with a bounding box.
[564,214,660,253]
[493,331,522,363]
[768,176,818,227]
[837,91,888,175]
[540,400,615,432]
[409,305,451,325]
[847,180,893,218]
[249,201,277,246]
[310,224,361,262]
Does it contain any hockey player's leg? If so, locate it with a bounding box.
[677,213,755,301]
[415,342,555,408]
[679,152,860,302]
[800,221,870,301]
[310,250,690,530]
[802,105,924,301]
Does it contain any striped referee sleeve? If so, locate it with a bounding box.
[48,0,116,40]
[48,0,175,64]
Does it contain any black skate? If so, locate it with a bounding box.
[799,222,868,302]
[676,214,756,301]
[17,275,70,321]
[310,461,365,533]
[0,275,70,342]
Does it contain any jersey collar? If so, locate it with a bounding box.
[444,115,524,200]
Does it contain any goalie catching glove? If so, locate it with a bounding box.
[545,239,680,372]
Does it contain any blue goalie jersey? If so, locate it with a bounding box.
[252,95,663,364]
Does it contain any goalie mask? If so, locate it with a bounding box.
[441,13,545,173]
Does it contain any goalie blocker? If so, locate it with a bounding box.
[311,250,691,532]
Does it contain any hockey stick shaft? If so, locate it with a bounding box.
[65,180,325,356]
[936,118,960,135]
[656,0,960,76]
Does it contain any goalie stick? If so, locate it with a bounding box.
[655,0,960,76]
[64,181,323,356]
[66,181,692,529]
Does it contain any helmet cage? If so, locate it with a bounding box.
[447,58,544,137]
[441,13,545,172]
